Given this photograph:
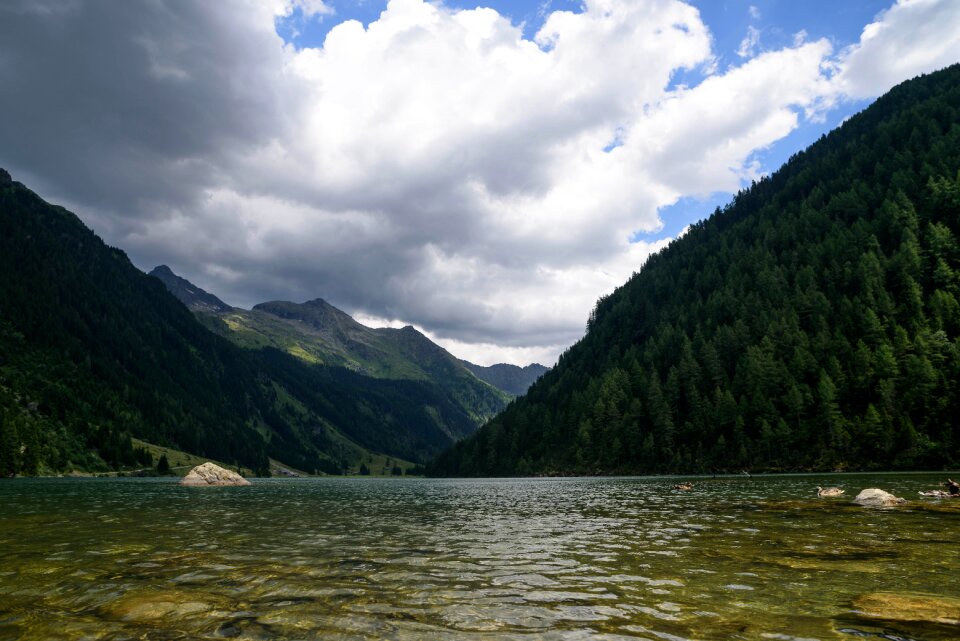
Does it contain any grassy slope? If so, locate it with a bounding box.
[200,301,511,427]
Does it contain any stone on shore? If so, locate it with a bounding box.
[854,488,905,507]
[179,462,251,486]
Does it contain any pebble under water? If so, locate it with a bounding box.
[1,474,959,641]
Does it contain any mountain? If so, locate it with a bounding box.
[0,171,480,476]
[460,361,549,396]
[430,65,960,477]
[151,269,512,420]
[148,265,233,313]
[246,299,510,424]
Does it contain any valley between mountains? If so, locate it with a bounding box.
[2,66,959,478]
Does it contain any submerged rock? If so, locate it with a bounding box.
[103,591,216,621]
[180,462,251,487]
[853,592,960,625]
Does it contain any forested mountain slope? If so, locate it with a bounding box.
[0,172,477,475]
[431,65,960,476]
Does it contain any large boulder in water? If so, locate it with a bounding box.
[854,488,905,507]
[179,462,251,486]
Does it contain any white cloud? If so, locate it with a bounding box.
[274,0,334,18]
[835,0,960,99]
[2,0,959,366]
[737,25,760,58]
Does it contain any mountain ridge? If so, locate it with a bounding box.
[155,265,549,396]
[148,265,233,314]
[460,361,549,396]
[152,267,544,401]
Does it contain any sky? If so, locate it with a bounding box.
[1,1,959,366]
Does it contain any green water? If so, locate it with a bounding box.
[1,475,959,641]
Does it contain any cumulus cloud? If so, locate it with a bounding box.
[835,0,960,99]
[1,0,958,365]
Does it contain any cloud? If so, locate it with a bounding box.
[286,0,334,18]
[0,1,291,233]
[737,25,761,58]
[1,0,958,366]
[836,0,960,99]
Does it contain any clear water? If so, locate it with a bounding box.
[1,474,959,640]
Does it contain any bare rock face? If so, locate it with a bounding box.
[854,488,905,507]
[179,462,251,487]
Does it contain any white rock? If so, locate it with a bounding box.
[854,488,905,507]
[179,462,251,487]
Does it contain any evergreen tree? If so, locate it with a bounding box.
[157,453,170,474]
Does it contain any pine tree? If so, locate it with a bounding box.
[157,453,170,474]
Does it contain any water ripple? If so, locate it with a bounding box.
[1,475,958,640]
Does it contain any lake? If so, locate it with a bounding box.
[1,474,958,640]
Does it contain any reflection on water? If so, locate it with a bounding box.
[1,474,959,640]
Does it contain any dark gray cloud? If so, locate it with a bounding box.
[0,0,287,219]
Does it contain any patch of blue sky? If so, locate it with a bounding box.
[633,192,732,244]
[689,0,884,67]
[276,0,582,49]
[275,2,383,49]
[667,64,711,92]
[603,127,626,153]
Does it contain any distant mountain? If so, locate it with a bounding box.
[152,268,515,420]
[247,298,510,425]
[431,65,960,477]
[0,171,481,476]
[148,265,232,313]
[460,362,548,396]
